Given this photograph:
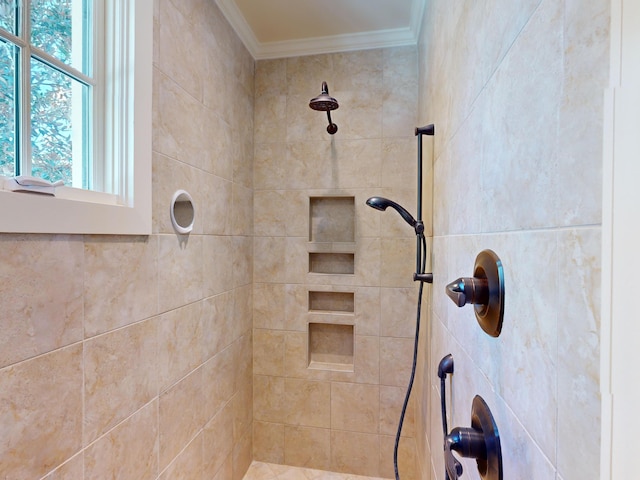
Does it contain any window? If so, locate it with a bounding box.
[0,0,151,234]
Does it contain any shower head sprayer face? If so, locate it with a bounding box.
[366,196,418,229]
[310,81,339,135]
[309,81,339,111]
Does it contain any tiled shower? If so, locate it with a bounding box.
[0,0,607,479]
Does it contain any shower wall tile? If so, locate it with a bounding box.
[331,382,380,433]
[158,235,204,312]
[85,400,159,480]
[254,375,286,424]
[203,343,238,420]
[253,421,285,464]
[42,453,83,479]
[284,378,331,428]
[253,283,286,330]
[159,368,206,470]
[253,329,286,377]
[254,46,419,476]
[286,54,334,97]
[158,434,202,480]
[0,1,253,478]
[481,0,563,232]
[203,401,235,479]
[203,235,235,297]
[202,291,235,358]
[380,337,414,387]
[0,345,82,480]
[158,0,204,101]
[380,435,417,480]
[418,0,606,478]
[330,430,380,477]
[380,287,422,338]
[200,173,233,235]
[380,385,415,437]
[557,228,601,478]
[0,235,83,369]
[158,302,203,391]
[85,319,158,444]
[254,144,287,190]
[284,426,331,470]
[380,237,418,288]
[84,235,158,337]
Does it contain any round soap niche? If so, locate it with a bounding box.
[170,189,195,234]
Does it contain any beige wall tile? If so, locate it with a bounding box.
[204,401,235,479]
[42,454,83,480]
[379,435,417,479]
[254,329,286,376]
[159,368,205,470]
[331,382,379,434]
[380,385,415,438]
[0,235,83,368]
[158,234,204,312]
[0,345,82,479]
[253,421,285,464]
[380,287,421,338]
[84,235,158,337]
[85,400,158,480]
[85,319,158,444]
[159,434,203,480]
[158,302,203,391]
[203,343,238,420]
[232,427,253,480]
[284,426,331,470]
[285,378,331,428]
[202,291,235,359]
[330,430,380,477]
[254,375,286,424]
[380,337,414,387]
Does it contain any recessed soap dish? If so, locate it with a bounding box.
[170,189,195,234]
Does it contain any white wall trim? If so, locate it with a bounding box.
[215,0,423,59]
[601,0,640,477]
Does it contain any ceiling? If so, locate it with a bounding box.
[214,0,426,59]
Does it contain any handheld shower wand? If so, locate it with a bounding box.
[365,125,435,480]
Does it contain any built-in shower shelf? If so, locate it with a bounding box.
[307,242,356,253]
[308,360,354,373]
[308,322,354,371]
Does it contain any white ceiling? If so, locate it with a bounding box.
[214,0,426,59]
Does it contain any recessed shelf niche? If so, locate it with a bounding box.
[309,291,355,313]
[308,196,356,275]
[308,323,354,372]
[309,196,355,243]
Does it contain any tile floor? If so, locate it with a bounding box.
[242,461,389,480]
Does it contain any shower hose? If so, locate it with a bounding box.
[394,234,427,480]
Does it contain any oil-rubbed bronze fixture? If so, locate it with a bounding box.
[444,395,503,480]
[445,249,505,337]
[309,81,339,134]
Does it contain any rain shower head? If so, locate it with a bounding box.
[310,81,339,134]
[366,196,417,228]
[309,81,339,111]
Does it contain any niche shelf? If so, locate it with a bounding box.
[308,196,356,275]
[309,291,355,314]
[308,323,354,372]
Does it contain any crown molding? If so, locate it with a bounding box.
[215,0,425,60]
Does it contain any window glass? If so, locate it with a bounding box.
[0,39,17,177]
[30,0,91,75]
[30,56,89,186]
[0,1,18,36]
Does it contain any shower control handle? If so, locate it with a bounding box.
[444,427,487,480]
[445,250,505,337]
[446,277,489,307]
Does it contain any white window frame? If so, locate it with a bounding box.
[0,0,152,235]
